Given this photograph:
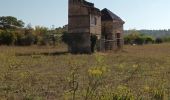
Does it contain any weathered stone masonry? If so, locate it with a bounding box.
[68,0,125,53]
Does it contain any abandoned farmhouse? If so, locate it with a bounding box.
[68,0,125,53]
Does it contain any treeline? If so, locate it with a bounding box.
[124,29,170,45]
[0,16,67,46]
[125,29,170,38]
[1,16,170,46]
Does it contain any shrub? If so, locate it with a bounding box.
[36,36,48,46]
[162,37,170,43]
[15,31,24,45]
[124,36,131,45]
[0,30,16,45]
[20,34,35,46]
[124,30,155,45]
[134,36,145,45]
[155,38,163,44]
[15,29,35,46]
[145,36,155,44]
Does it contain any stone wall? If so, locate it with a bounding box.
[68,0,101,53]
[68,4,90,33]
[101,20,124,50]
[68,0,124,53]
[67,33,91,53]
[90,14,101,39]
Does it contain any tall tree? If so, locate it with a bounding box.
[0,16,25,28]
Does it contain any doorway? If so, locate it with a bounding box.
[116,33,121,48]
[90,35,97,53]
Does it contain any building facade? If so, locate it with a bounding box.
[68,0,124,53]
[101,8,125,51]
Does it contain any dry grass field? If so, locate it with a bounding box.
[0,44,170,100]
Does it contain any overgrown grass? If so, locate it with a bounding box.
[0,44,170,100]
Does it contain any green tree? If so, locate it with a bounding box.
[0,30,17,45]
[0,16,25,28]
[15,24,35,46]
[128,29,141,40]
[124,29,154,45]
[134,36,145,45]
[144,36,155,44]
[162,37,170,43]
[155,38,163,44]
[34,26,49,45]
[124,29,141,44]
[23,24,35,45]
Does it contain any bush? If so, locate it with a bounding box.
[155,38,163,44]
[15,29,35,46]
[124,30,155,45]
[124,35,145,45]
[0,30,16,45]
[36,36,48,46]
[134,36,145,45]
[124,36,131,45]
[15,31,24,45]
[162,37,170,43]
[24,29,35,45]
[145,36,155,44]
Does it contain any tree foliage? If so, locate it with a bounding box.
[124,29,155,45]
[0,16,68,46]
[0,30,16,45]
[125,29,170,38]
[0,16,25,28]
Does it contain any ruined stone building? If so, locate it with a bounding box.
[68,0,125,53]
[101,8,125,50]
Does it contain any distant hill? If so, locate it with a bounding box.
[125,29,170,38]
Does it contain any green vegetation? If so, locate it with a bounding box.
[0,16,170,99]
[125,29,170,44]
[1,16,170,47]
[0,16,67,46]
[125,29,170,38]
[0,26,65,46]
[0,44,170,99]
[0,16,24,28]
[0,30,17,45]
[124,30,154,45]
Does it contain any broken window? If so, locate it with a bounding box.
[90,15,97,26]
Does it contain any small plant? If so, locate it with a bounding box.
[84,54,108,100]
[112,85,135,100]
[84,67,106,100]
[69,67,79,100]
[151,88,167,100]
[65,61,80,100]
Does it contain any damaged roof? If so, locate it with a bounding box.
[83,0,94,7]
[101,8,124,23]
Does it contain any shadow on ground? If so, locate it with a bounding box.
[15,51,69,56]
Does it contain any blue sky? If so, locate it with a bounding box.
[0,0,170,30]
